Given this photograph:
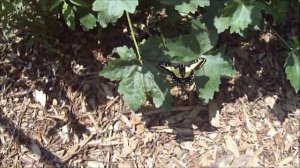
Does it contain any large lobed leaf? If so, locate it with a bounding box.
[175,0,210,14]
[213,0,265,35]
[195,52,235,103]
[100,46,171,111]
[164,20,218,62]
[92,0,138,27]
[100,20,235,110]
[158,0,210,14]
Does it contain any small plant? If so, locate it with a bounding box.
[1,0,298,110]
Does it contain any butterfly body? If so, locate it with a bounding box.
[158,58,206,85]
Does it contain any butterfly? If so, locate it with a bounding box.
[158,58,206,84]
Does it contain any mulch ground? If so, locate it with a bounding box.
[0,30,299,168]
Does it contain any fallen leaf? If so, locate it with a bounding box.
[228,118,243,127]
[230,154,251,167]
[246,144,266,167]
[225,136,239,157]
[209,100,221,127]
[278,156,294,166]
[85,160,105,168]
[131,113,142,125]
[243,110,256,132]
[214,153,234,167]
[33,89,47,107]
[264,96,286,122]
[267,127,277,137]
[118,161,133,168]
[136,124,145,134]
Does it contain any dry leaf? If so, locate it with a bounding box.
[136,124,145,134]
[230,154,251,167]
[120,114,132,128]
[264,96,286,121]
[267,127,277,137]
[86,161,105,168]
[225,136,240,157]
[278,156,294,166]
[246,145,265,167]
[131,113,142,125]
[145,158,155,168]
[228,118,243,127]
[214,153,234,167]
[122,132,139,156]
[180,141,198,152]
[243,110,256,132]
[32,89,47,107]
[209,100,221,127]
[210,110,221,128]
[118,161,133,168]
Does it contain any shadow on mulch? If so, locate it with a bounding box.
[0,110,67,167]
[0,26,130,166]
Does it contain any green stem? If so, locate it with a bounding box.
[126,11,142,63]
[268,24,293,50]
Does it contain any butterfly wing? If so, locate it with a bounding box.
[187,58,206,71]
[158,57,206,84]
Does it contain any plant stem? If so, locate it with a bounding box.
[268,24,293,50]
[126,11,142,63]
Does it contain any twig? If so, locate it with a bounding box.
[105,95,120,110]
[61,134,95,163]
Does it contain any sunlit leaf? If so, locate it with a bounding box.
[62,2,75,30]
[92,0,138,27]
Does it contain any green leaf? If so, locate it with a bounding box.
[69,0,90,7]
[164,20,217,62]
[202,0,226,30]
[140,37,169,62]
[214,16,230,33]
[214,0,264,34]
[229,4,253,33]
[1,1,16,12]
[79,13,97,30]
[118,69,146,111]
[62,2,75,30]
[195,51,235,103]
[157,0,210,14]
[285,49,300,92]
[175,0,210,14]
[92,0,138,27]
[100,46,171,110]
[49,0,63,11]
[115,46,137,60]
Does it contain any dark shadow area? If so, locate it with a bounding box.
[141,106,217,142]
[0,25,127,167]
[0,109,67,167]
[215,30,292,122]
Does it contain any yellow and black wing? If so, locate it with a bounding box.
[158,58,206,84]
